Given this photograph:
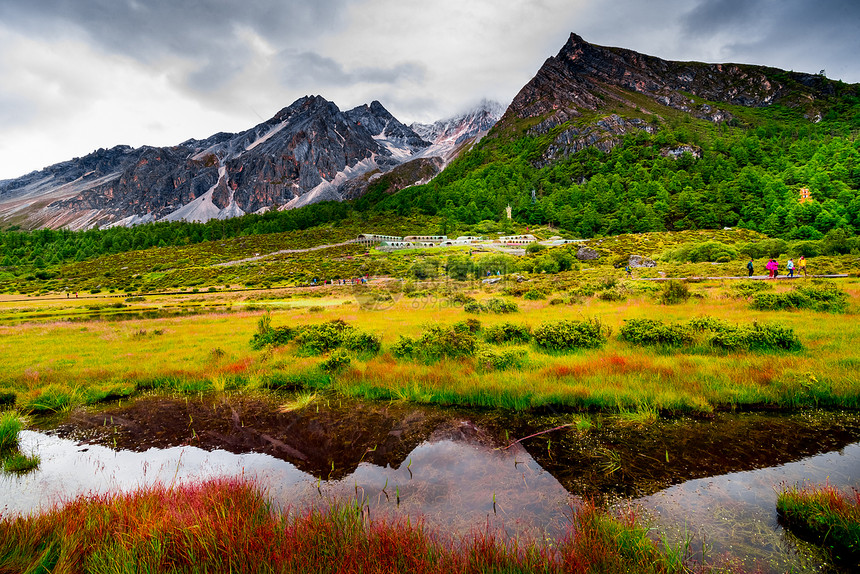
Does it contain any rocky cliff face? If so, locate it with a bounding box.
[501,33,837,165]
[0,96,436,229]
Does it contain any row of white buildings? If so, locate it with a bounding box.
[355,233,541,249]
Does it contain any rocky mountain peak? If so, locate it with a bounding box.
[500,32,841,167]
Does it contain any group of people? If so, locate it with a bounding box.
[312,275,370,286]
[747,256,807,278]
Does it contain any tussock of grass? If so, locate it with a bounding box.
[0,411,22,454]
[777,483,860,563]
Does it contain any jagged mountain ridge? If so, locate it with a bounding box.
[0,96,495,230]
[410,99,505,162]
[496,33,841,166]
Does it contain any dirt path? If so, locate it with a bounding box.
[213,240,358,267]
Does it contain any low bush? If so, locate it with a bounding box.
[533,319,610,351]
[661,241,739,263]
[294,320,356,355]
[342,331,382,355]
[752,283,849,313]
[708,322,802,352]
[708,323,801,351]
[522,289,546,301]
[392,324,478,361]
[454,318,482,333]
[475,347,526,371]
[464,298,519,314]
[597,288,627,302]
[320,350,352,373]
[250,313,295,350]
[483,322,532,344]
[659,280,690,305]
[463,301,485,314]
[686,316,731,333]
[485,298,519,313]
[618,318,694,347]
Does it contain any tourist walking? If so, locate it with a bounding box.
[746,258,754,277]
[786,258,795,278]
[799,255,807,277]
[765,259,774,279]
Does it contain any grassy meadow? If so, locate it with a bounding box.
[0,270,857,416]
[1,226,859,573]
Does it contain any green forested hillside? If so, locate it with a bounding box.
[371,100,860,240]
[1,88,859,273]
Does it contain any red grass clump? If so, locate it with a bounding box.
[0,479,718,574]
[222,358,253,374]
[541,354,673,381]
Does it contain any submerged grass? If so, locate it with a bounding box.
[0,477,723,574]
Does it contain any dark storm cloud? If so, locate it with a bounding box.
[0,0,357,89]
[0,0,354,57]
[680,0,860,78]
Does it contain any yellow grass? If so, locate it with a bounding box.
[0,279,857,413]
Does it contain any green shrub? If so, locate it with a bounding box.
[686,316,731,333]
[475,347,526,371]
[659,280,690,305]
[463,301,486,314]
[250,313,295,349]
[393,324,478,361]
[661,241,739,263]
[485,298,519,313]
[597,288,627,302]
[483,322,532,344]
[454,318,482,333]
[320,349,351,373]
[618,318,694,346]
[708,323,801,351]
[294,320,353,355]
[752,283,849,313]
[522,289,546,301]
[342,331,382,355]
[391,335,417,358]
[533,319,609,351]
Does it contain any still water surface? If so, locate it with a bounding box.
[2,394,859,573]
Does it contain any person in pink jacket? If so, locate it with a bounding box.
[766,259,776,279]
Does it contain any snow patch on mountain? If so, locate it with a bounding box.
[245,120,289,151]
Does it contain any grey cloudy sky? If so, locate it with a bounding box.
[1,0,858,179]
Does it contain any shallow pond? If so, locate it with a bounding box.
[4,394,860,573]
